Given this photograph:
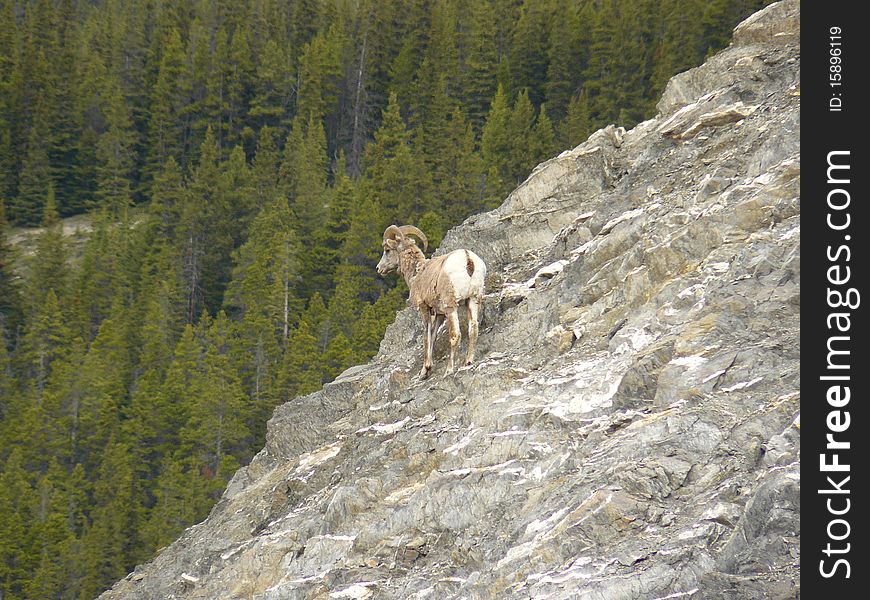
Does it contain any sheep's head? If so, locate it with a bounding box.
[377,225,428,275]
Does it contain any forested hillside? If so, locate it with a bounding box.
[0,0,769,598]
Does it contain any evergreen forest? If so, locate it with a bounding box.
[1,0,770,597]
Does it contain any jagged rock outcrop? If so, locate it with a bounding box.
[102,2,800,598]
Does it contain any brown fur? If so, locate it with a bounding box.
[408,254,459,313]
[379,225,485,379]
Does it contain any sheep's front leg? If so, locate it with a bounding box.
[464,297,480,367]
[419,310,433,379]
[445,308,461,376]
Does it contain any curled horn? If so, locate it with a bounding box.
[398,225,428,252]
[383,225,403,242]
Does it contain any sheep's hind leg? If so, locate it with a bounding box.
[464,297,480,367]
[445,309,461,376]
[419,311,433,379]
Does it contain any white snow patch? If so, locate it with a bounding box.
[701,369,727,384]
[496,541,536,570]
[356,416,410,435]
[526,260,569,287]
[220,539,254,560]
[489,429,528,438]
[443,428,480,455]
[409,586,435,599]
[529,442,555,454]
[669,355,707,369]
[443,459,519,478]
[297,442,342,472]
[322,534,357,542]
[704,261,731,273]
[329,581,378,599]
[180,573,199,583]
[599,208,645,235]
[570,238,597,258]
[651,589,699,600]
[678,284,705,299]
[720,377,763,392]
[525,507,570,537]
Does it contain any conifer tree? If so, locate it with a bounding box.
[182,311,249,480]
[249,39,294,131]
[123,278,180,474]
[545,0,583,122]
[480,83,513,198]
[509,0,552,107]
[24,464,79,600]
[95,75,137,213]
[461,0,499,132]
[531,103,558,166]
[0,448,37,598]
[362,92,432,225]
[13,99,53,225]
[145,27,189,181]
[80,437,141,599]
[27,187,68,310]
[73,303,133,471]
[508,88,536,182]
[276,318,323,401]
[560,89,593,149]
[0,199,22,337]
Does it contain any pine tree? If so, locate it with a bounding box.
[508,88,536,183]
[0,448,37,598]
[225,193,300,424]
[362,92,432,225]
[27,187,68,310]
[480,83,512,199]
[73,210,112,339]
[284,114,332,299]
[24,464,79,600]
[80,436,141,599]
[276,318,322,401]
[123,277,179,476]
[248,39,294,131]
[545,0,582,122]
[531,103,558,166]
[461,0,499,132]
[559,89,593,149]
[178,127,235,320]
[509,0,552,107]
[144,27,189,182]
[0,199,22,337]
[73,302,133,471]
[322,332,353,382]
[251,126,281,207]
[12,98,53,225]
[149,156,186,242]
[141,453,207,552]
[296,27,343,125]
[95,75,137,213]
[182,311,249,480]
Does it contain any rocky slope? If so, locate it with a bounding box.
[102,2,800,598]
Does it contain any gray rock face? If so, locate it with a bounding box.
[102,2,800,598]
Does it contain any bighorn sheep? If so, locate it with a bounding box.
[377,225,486,379]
